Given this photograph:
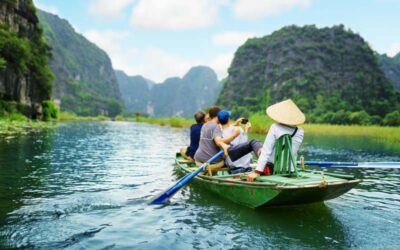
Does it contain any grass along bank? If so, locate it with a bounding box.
[134,115,400,145]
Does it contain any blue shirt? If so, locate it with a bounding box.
[188,123,203,158]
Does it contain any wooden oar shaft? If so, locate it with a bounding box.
[149,150,224,205]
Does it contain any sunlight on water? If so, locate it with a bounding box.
[0,122,399,249]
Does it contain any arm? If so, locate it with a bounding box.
[215,136,229,156]
[256,125,276,172]
[247,125,276,182]
[221,126,240,144]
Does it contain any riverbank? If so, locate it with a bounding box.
[0,118,56,136]
[135,115,400,145]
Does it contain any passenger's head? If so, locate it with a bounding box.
[208,106,221,119]
[194,111,206,124]
[217,110,231,125]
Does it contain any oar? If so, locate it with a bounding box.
[299,161,400,169]
[149,150,224,205]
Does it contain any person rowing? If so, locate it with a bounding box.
[246,99,305,181]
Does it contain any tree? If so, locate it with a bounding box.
[383,111,400,126]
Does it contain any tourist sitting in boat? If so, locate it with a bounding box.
[195,106,263,172]
[194,106,240,167]
[218,110,253,174]
[246,99,305,182]
[180,111,206,161]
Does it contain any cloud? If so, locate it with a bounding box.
[33,0,59,14]
[83,29,232,82]
[130,0,223,31]
[387,42,400,57]
[126,48,200,82]
[212,31,256,47]
[209,53,234,79]
[88,0,134,20]
[233,0,311,21]
[83,30,130,52]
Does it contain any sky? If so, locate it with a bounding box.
[33,0,400,82]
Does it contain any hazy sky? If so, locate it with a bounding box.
[33,0,400,82]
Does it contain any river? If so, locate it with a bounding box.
[0,121,399,249]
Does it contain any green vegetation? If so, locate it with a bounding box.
[0,57,5,69]
[0,118,56,136]
[135,115,400,145]
[217,25,400,126]
[59,112,109,121]
[37,10,123,117]
[42,100,59,121]
[135,116,192,127]
[0,15,54,102]
[61,81,122,117]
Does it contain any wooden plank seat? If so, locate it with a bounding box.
[195,161,229,176]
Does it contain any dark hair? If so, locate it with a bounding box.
[219,118,229,125]
[208,106,221,119]
[194,111,205,124]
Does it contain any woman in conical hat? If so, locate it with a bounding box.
[246,99,305,182]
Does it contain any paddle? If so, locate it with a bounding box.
[149,150,224,205]
[299,161,400,169]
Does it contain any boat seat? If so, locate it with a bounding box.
[273,134,300,177]
[196,161,228,176]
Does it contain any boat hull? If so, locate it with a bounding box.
[175,154,361,208]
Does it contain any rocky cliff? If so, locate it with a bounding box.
[379,53,400,90]
[217,25,400,124]
[116,66,222,117]
[0,0,53,118]
[38,10,122,116]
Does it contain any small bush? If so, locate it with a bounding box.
[115,115,124,121]
[9,112,28,121]
[349,111,371,125]
[59,111,78,121]
[0,57,5,70]
[383,111,400,126]
[42,100,59,121]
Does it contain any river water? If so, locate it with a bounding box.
[0,122,399,249]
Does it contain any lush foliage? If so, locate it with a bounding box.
[59,112,109,121]
[136,115,400,147]
[61,81,122,117]
[217,25,400,126]
[37,10,123,116]
[0,17,54,101]
[0,57,6,70]
[42,100,59,121]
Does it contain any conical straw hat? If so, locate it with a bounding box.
[266,99,305,126]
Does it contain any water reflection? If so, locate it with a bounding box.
[179,176,349,249]
[0,129,54,225]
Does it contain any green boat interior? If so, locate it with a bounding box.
[177,154,357,187]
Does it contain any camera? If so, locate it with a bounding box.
[241,118,249,124]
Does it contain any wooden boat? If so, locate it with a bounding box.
[175,153,361,208]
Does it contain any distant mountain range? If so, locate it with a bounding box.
[38,10,122,116]
[218,25,400,125]
[3,0,399,124]
[116,66,223,117]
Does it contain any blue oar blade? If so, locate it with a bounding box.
[149,150,224,205]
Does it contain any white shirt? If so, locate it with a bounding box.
[222,125,252,167]
[256,123,304,172]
